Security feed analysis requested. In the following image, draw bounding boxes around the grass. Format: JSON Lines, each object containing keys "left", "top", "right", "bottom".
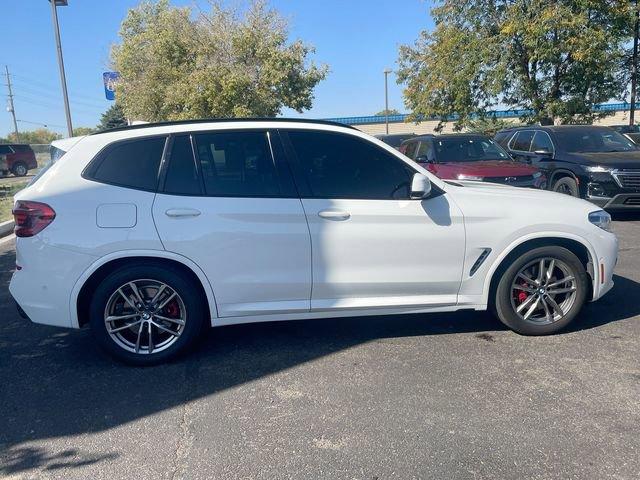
{"left": 0, "top": 181, "right": 30, "bottom": 223}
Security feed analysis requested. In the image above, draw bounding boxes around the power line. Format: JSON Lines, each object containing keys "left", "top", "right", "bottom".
{"left": 17, "top": 119, "right": 67, "bottom": 129}
{"left": 11, "top": 77, "right": 106, "bottom": 107}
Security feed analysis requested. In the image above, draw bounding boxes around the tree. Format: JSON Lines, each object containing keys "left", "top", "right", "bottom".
{"left": 466, "top": 117, "right": 521, "bottom": 136}
{"left": 1, "top": 129, "right": 61, "bottom": 144}
{"left": 398, "top": 0, "right": 632, "bottom": 130}
{"left": 374, "top": 108, "right": 401, "bottom": 116}
{"left": 98, "top": 104, "right": 128, "bottom": 131}
{"left": 111, "top": 0, "right": 328, "bottom": 121}
{"left": 73, "top": 127, "right": 97, "bottom": 136}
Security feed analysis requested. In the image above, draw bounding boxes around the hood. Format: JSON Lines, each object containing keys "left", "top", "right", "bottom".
{"left": 565, "top": 150, "right": 640, "bottom": 168}
{"left": 427, "top": 160, "right": 539, "bottom": 180}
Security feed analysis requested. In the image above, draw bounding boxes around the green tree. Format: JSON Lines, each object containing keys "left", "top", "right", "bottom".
{"left": 398, "top": 0, "right": 632, "bottom": 130}
{"left": 2, "top": 129, "right": 61, "bottom": 144}
{"left": 98, "top": 104, "right": 128, "bottom": 131}
{"left": 466, "top": 117, "right": 522, "bottom": 136}
{"left": 111, "top": 0, "right": 328, "bottom": 121}
{"left": 374, "top": 108, "right": 401, "bottom": 116}
{"left": 73, "top": 127, "right": 97, "bottom": 136}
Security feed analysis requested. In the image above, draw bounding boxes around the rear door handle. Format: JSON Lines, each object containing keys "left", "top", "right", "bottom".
{"left": 165, "top": 208, "right": 201, "bottom": 218}
{"left": 318, "top": 209, "right": 350, "bottom": 221}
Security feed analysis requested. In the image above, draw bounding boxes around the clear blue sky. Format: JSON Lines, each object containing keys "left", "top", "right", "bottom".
{"left": 0, "top": 0, "right": 434, "bottom": 137}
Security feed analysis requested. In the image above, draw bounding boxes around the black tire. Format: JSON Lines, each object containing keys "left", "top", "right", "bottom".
{"left": 552, "top": 176, "right": 579, "bottom": 197}
{"left": 493, "top": 246, "right": 589, "bottom": 335}
{"left": 11, "top": 161, "right": 28, "bottom": 177}
{"left": 89, "top": 263, "right": 206, "bottom": 365}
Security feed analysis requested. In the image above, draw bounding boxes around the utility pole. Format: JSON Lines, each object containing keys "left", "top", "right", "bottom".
{"left": 48, "top": 0, "right": 73, "bottom": 137}
{"left": 4, "top": 65, "right": 19, "bottom": 142}
{"left": 383, "top": 68, "right": 392, "bottom": 134}
{"left": 630, "top": 0, "right": 639, "bottom": 126}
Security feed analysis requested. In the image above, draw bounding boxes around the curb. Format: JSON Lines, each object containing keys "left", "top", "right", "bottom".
{"left": 0, "top": 220, "right": 14, "bottom": 238}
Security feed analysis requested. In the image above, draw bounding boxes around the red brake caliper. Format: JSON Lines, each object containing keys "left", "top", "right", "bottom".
{"left": 164, "top": 300, "right": 180, "bottom": 318}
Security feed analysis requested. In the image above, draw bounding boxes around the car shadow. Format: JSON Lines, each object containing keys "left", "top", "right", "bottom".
{"left": 1, "top": 250, "right": 639, "bottom": 475}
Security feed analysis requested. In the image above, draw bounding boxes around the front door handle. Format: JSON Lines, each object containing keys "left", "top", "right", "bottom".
{"left": 165, "top": 208, "right": 201, "bottom": 218}
{"left": 318, "top": 209, "right": 350, "bottom": 221}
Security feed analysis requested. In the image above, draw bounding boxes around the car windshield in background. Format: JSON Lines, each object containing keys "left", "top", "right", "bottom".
{"left": 376, "top": 134, "right": 415, "bottom": 148}
{"left": 555, "top": 129, "right": 638, "bottom": 153}
{"left": 434, "top": 137, "right": 511, "bottom": 162}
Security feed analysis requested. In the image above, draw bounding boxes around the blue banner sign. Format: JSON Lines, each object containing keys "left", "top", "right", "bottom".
{"left": 103, "top": 72, "right": 120, "bottom": 101}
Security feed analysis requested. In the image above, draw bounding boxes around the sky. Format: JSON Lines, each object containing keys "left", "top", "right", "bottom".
{"left": 0, "top": 0, "right": 435, "bottom": 137}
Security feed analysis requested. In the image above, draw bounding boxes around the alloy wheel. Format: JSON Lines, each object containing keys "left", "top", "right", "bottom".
{"left": 103, "top": 279, "right": 186, "bottom": 354}
{"left": 510, "top": 257, "right": 578, "bottom": 325}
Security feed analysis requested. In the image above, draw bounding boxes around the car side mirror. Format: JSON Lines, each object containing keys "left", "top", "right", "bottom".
{"left": 410, "top": 173, "right": 432, "bottom": 199}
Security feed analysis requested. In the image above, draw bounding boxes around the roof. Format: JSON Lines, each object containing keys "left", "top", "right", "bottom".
{"left": 95, "top": 117, "right": 357, "bottom": 134}
{"left": 402, "top": 133, "right": 490, "bottom": 142}
{"left": 497, "top": 124, "right": 616, "bottom": 134}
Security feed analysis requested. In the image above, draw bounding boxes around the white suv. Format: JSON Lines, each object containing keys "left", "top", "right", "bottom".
{"left": 9, "top": 119, "right": 618, "bottom": 365}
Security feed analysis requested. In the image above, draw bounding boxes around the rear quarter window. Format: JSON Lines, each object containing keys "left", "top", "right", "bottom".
{"left": 85, "top": 136, "right": 167, "bottom": 191}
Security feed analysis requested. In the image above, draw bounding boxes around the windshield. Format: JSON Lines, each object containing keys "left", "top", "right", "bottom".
{"left": 555, "top": 129, "right": 638, "bottom": 153}
{"left": 433, "top": 137, "right": 511, "bottom": 162}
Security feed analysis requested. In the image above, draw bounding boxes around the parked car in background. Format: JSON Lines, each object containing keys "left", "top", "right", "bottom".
{"left": 399, "top": 133, "right": 546, "bottom": 188}
{"left": 0, "top": 144, "right": 37, "bottom": 176}
{"left": 610, "top": 124, "right": 640, "bottom": 145}
{"left": 10, "top": 119, "right": 617, "bottom": 365}
{"left": 496, "top": 125, "right": 640, "bottom": 210}
{"left": 375, "top": 133, "right": 416, "bottom": 149}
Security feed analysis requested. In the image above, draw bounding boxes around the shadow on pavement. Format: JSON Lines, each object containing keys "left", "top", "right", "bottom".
{"left": 1, "top": 248, "right": 639, "bottom": 474}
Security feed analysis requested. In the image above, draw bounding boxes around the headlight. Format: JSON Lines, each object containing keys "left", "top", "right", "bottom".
{"left": 457, "top": 174, "right": 483, "bottom": 181}
{"left": 532, "top": 172, "right": 542, "bottom": 178}
{"left": 588, "top": 210, "right": 612, "bottom": 231}
{"left": 585, "top": 166, "right": 613, "bottom": 173}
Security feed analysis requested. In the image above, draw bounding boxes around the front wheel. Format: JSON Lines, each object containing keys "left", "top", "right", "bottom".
{"left": 11, "top": 162, "right": 28, "bottom": 177}
{"left": 493, "top": 246, "right": 589, "bottom": 335}
{"left": 552, "top": 176, "right": 579, "bottom": 197}
{"left": 89, "top": 263, "right": 206, "bottom": 365}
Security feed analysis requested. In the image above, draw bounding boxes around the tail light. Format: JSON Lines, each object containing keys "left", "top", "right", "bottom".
{"left": 12, "top": 201, "right": 56, "bottom": 237}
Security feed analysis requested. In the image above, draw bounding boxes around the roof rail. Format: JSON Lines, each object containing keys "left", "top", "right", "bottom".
{"left": 95, "top": 117, "right": 357, "bottom": 134}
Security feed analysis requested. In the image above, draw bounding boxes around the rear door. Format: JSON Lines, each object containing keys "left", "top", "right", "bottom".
{"left": 508, "top": 130, "right": 535, "bottom": 164}
{"left": 152, "top": 130, "right": 311, "bottom": 318}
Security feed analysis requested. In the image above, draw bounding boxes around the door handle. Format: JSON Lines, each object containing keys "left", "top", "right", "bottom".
{"left": 165, "top": 208, "right": 201, "bottom": 218}
{"left": 318, "top": 209, "right": 350, "bottom": 221}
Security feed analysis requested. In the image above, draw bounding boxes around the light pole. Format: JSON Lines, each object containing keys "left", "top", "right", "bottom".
{"left": 48, "top": 0, "right": 73, "bottom": 137}
{"left": 383, "top": 68, "right": 392, "bottom": 134}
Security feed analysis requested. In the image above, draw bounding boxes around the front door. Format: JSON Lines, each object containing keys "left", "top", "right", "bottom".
{"left": 282, "top": 129, "right": 465, "bottom": 312}
{"left": 152, "top": 130, "right": 311, "bottom": 318}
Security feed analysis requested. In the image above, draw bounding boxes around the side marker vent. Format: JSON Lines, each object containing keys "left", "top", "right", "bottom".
{"left": 470, "top": 248, "right": 492, "bottom": 276}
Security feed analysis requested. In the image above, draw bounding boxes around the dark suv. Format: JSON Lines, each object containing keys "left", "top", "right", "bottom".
{"left": 0, "top": 144, "right": 37, "bottom": 176}
{"left": 496, "top": 125, "right": 640, "bottom": 209}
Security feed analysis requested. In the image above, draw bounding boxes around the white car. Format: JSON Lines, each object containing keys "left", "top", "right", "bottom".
{"left": 9, "top": 119, "right": 618, "bottom": 365}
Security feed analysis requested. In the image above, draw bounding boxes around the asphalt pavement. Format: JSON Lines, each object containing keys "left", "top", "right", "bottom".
{"left": 0, "top": 217, "right": 639, "bottom": 480}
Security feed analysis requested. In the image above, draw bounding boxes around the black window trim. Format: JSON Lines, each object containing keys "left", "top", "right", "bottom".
{"left": 157, "top": 128, "right": 299, "bottom": 199}
{"left": 82, "top": 133, "right": 170, "bottom": 193}
{"left": 280, "top": 128, "right": 427, "bottom": 201}
{"left": 157, "top": 133, "right": 205, "bottom": 197}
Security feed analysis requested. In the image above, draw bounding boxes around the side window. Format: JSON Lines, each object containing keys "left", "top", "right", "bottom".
{"left": 510, "top": 131, "right": 534, "bottom": 151}
{"left": 531, "top": 131, "right": 554, "bottom": 153}
{"left": 416, "top": 140, "right": 433, "bottom": 159}
{"left": 287, "top": 130, "right": 414, "bottom": 200}
{"left": 89, "top": 136, "right": 166, "bottom": 191}
{"left": 193, "top": 131, "right": 280, "bottom": 197}
{"left": 404, "top": 141, "right": 418, "bottom": 159}
{"left": 494, "top": 131, "right": 510, "bottom": 147}
{"left": 0, "top": 145, "right": 13, "bottom": 155}
{"left": 164, "top": 135, "right": 201, "bottom": 195}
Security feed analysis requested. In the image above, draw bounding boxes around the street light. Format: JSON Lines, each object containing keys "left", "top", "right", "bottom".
{"left": 48, "top": 0, "right": 73, "bottom": 137}
{"left": 383, "top": 68, "right": 392, "bottom": 134}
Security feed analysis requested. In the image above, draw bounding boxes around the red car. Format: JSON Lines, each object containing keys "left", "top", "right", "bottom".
{"left": 0, "top": 143, "right": 38, "bottom": 176}
{"left": 399, "top": 134, "right": 546, "bottom": 188}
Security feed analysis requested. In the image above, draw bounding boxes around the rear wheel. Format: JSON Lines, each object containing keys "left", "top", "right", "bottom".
{"left": 552, "top": 176, "right": 579, "bottom": 197}
{"left": 493, "top": 246, "right": 589, "bottom": 335}
{"left": 11, "top": 161, "right": 28, "bottom": 177}
{"left": 89, "top": 263, "right": 205, "bottom": 365}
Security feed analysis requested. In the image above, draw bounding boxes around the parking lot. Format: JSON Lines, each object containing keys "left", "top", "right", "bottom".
{"left": 0, "top": 216, "right": 638, "bottom": 479}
